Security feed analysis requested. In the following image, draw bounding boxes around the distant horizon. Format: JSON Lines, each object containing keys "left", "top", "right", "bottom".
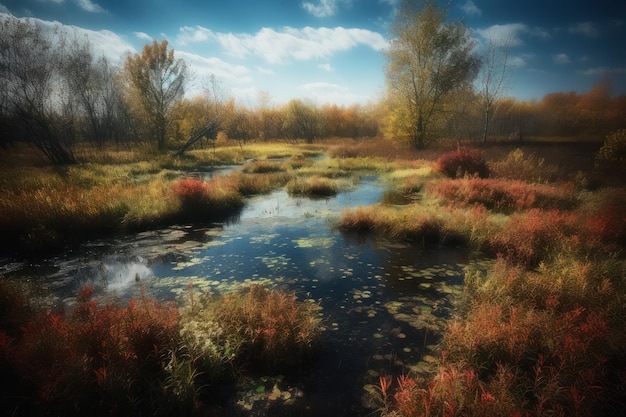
{"left": 1, "top": 0, "right": 624, "bottom": 106}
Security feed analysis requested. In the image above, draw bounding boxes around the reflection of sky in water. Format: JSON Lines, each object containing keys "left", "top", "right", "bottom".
{"left": 0, "top": 173, "right": 493, "bottom": 415}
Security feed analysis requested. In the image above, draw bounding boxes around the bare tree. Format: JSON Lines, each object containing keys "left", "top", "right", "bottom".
{"left": 0, "top": 17, "right": 76, "bottom": 164}
{"left": 478, "top": 38, "right": 513, "bottom": 144}
{"left": 62, "top": 36, "right": 129, "bottom": 147}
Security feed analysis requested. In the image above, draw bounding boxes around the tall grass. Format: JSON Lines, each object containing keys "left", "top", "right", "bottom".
{"left": 431, "top": 177, "right": 578, "bottom": 212}
{"left": 181, "top": 284, "right": 322, "bottom": 371}
{"left": 0, "top": 281, "right": 323, "bottom": 416}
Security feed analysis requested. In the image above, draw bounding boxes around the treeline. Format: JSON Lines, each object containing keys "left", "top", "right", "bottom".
{"left": 462, "top": 79, "right": 626, "bottom": 142}
{"left": 0, "top": 17, "right": 379, "bottom": 164}
{"left": 1, "top": 15, "right": 625, "bottom": 165}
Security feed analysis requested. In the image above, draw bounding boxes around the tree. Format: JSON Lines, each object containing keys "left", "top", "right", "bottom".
{"left": 63, "top": 37, "right": 129, "bottom": 147}
{"left": 384, "top": 0, "right": 480, "bottom": 148}
{"left": 125, "top": 40, "right": 187, "bottom": 151}
{"left": 478, "top": 38, "right": 512, "bottom": 144}
{"left": 175, "top": 75, "right": 228, "bottom": 156}
{"left": 0, "top": 17, "right": 76, "bottom": 164}
{"left": 283, "top": 99, "right": 321, "bottom": 144}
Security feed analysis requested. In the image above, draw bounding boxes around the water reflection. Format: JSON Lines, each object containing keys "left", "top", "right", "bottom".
{"left": 0, "top": 173, "right": 491, "bottom": 416}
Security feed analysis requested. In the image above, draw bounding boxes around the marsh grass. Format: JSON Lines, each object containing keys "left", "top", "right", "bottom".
{"left": 431, "top": 177, "right": 579, "bottom": 212}
{"left": 181, "top": 284, "right": 322, "bottom": 372}
{"left": 287, "top": 175, "right": 339, "bottom": 197}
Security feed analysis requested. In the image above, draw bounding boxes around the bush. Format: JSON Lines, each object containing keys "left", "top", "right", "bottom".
{"left": 172, "top": 177, "right": 243, "bottom": 219}
{"left": 596, "top": 129, "right": 626, "bottom": 167}
{"left": 436, "top": 147, "right": 489, "bottom": 179}
{"left": 1, "top": 286, "right": 183, "bottom": 416}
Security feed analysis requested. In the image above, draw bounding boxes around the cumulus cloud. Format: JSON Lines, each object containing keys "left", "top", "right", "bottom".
{"left": 553, "top": 53, "right": 570, "bottom": 64}
{"left": 568, "top": 22, "right": 599, "bottom": 38}
{"left": 476, "top": 23, "right": 549, "bottom": 46}
{"left": 302, "top": 0, "right": 337, "bottom": 18}
{"left": 318, "top": 63, "right": 334, "bottom": 71}
{"left": 176, "top": 51, "right": 251, "bottom": 83}
{"left": 461, "top": 0, "right": 481, "bottom": 16}
{"left": 177, "top": 25, "right": 388, "bottom": 64}
{"left": 134, "top": 31, "right": 152, "bottom": 41}
{"left": 74, "top": 0, "right": 105, "bottom": 13}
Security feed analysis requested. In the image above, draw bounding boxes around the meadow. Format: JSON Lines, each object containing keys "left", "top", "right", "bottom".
{"left": 1, "top": 137, "right": 625, "bottom": 416}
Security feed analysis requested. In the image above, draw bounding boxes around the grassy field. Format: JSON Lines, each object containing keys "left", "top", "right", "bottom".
{"left": 1, "top": 137, "right": 625, "bottom": 416}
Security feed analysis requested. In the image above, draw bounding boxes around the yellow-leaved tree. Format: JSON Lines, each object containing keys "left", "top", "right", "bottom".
{"left": 125, "top": 40, "right": 187, "bottom": 151}
{"left": 384, "top": 0, "right": 480, "bottom": 148}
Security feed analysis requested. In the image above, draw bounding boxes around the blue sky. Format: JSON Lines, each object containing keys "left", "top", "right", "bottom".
{"left": 1, "top": 0, "right": 624, "bottom": 106}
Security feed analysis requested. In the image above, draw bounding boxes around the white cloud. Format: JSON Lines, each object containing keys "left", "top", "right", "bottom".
{"left": 510, "top": 56, "right": 527, "bottom": 67}
{"left": 318, "top": 63, "right": 334, "bottom": 71}
{"left": 176, "top": 51, "right": 251, "bottom": 83}
{"left": 257, "top": 67, "right": 275, "bottom": 75}
{"left": 302, "top": 0, "right": 337, "bottom": 18}
{"left": 553, "top": 53, "right": 571, "bottom": 64}
{"left": 177, "top": 25, "right": 387, "bottom": 64}
{"left": 298, "top": 82, "right": 368, "bottom": 105}
{"left": 0, "top": 14, "right": 136, "bottom": 64}
{"left": 74, "top": 0, "right": 105, "bottom": 13}
{"left": 134, "top": 31, "right": 152, "bottom": 41}
{"left": 461, "top": 0, "right": 481, "bottom": 16}
{"left": 476, "top": 23, "right": 549, "bottom": 46}
{"left": 0, "top": 3, "right": 11, "bottom": 14}
{"left": 568, "top": 22, "right": 599, "bottom": 38}
{"left": 177, "top": 25, "right": 214, "bottom": 44}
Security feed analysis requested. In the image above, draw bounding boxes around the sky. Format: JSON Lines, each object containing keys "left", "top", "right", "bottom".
{"left": 1, "top": 0, "right": 625, "bottom": 107}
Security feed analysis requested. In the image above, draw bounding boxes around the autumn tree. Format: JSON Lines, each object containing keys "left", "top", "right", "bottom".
{"left": 175, "top": 75, "right": 228, "bottom": 156}
{"left": 125, "top": 40, "right": 187, "bottom": 151}
{"left": 283, "top": 99, "right": 321, "bottom": 144}
{"left": 384, "top": 0, "right": 480, "bottom": 148}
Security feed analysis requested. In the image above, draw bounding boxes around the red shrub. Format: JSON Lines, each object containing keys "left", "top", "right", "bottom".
{"left": 432, "top": 178, "right": 577, "bottom": 212}
{"left": 436, "top": 147, "right": 489, "bottom": 179}
{"left": 173, "top": 177, "right": 207, "bottom": 204}
{"left": 488, "top": 209, "right": 578, "bottom": 267}
{"left": 5, "top": 286, "right": 180, "bottom": 415}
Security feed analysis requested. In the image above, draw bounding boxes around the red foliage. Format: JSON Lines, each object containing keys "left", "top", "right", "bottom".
{"left": 432, "top": 178, "right": 576, "bottom": 212}
{"left": 172, "top": 177, "right": 207, "bottom": 203}
{"left": 436, "top": 147, "right": 489, "bottom": 179}
{"left": 4, "top": 286, "right": 179, "bottom": 414}
{"left": 488, "top": 209, "right": 578, "bottom": 267}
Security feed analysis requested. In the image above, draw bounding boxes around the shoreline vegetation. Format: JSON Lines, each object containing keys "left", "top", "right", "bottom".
{"left": 1, "top": 137, "right": 626, "bottom": 416}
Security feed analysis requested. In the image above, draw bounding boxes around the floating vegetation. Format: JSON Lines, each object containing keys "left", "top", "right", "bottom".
{"left": 292, "top": 236, "right": 336, "bottom": 249}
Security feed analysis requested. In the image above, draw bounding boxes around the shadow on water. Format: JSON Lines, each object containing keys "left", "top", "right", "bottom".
{"left": 0, "top": 175, "right": 491, "bottom": 416}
